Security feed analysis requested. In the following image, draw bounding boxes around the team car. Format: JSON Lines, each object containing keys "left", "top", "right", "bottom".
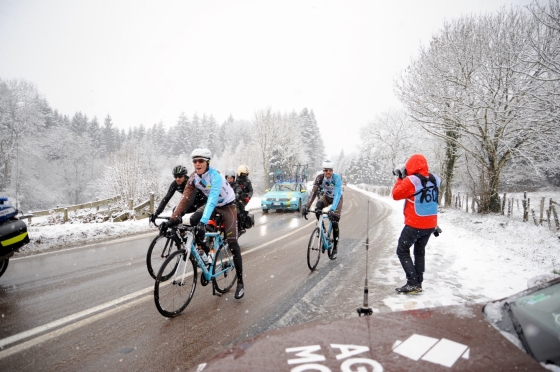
{"left": 261, "top": 181, "right": 309, "bottom": 213}
{"left": 0, "top": 197, "right": 30, "bottom": 278}
{"left": 198, "top": 275, "right": 560, "bottom": 371}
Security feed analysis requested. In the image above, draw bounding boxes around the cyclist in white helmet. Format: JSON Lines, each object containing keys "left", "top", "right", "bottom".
{"left": 302, "top": 159, "right": 344, "bottom": 259}
{"left": 225, "top": 169, "right": 236, "bottom": 188}
{"left": 167, "top": 148, "right": 245, "bottom": 299}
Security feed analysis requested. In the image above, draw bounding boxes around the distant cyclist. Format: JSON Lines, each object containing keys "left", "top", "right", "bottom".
{"left": 302, "top": 160, "right": 344, "bottom": 259}
{"left": 225, "top": 169, "right": 236, "bottom": 188}
{"left": 234, "top": 165, "right": 253, "bottom": 232}
{"left": 167, "top": 149, "right": 245, "bottom": 299}
{"left": 150, "top": 165, "right": 207, "bottom": 224}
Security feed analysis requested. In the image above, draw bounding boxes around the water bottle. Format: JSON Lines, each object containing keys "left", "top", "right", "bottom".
{"left": 198, "top": 248, "right": 209, "bottom": 264}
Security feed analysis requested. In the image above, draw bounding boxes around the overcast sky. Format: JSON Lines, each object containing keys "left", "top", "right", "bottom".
{"left": 0, "top": 0, "right": 533, "bottom": 157}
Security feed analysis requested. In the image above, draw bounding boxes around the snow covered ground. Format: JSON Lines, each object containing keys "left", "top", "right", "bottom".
{"left": 349, "top": 185, "right": 560, "bottom": 312}
{"left": 15, "top": 186, "right": 560, "bottom": 312}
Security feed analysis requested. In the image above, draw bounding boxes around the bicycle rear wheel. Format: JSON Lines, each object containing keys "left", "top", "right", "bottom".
{"left": 307, "top": 227, "right": 321, "bottom": 271}
{"left": 212, "top": 243, "right": 237, "bottom": 293}
{"left": 147, "top": 234, "right": 181, "bottom": 280}
{"left": 154, "top": 249, "right": 197, "bottom": 317}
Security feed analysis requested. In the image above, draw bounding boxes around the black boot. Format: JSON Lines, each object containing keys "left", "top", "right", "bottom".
{"left": 235, "top": 281, "right": 244, "bottom": 299}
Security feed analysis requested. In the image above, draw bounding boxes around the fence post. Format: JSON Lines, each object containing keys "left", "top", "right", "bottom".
{"left": 64, "top": 208, "right": 68, "bottom": 223}
{"left": 150, "top": 192, "right": 154, "bottom": 214}
{"left": 96, "top": 198, "right": 100, "bottom": 212}
{"left": 523, "top": 192, "right": 528, "bottom": 222}
{"left": 28, "top": 211, "right": 32, "bottom": 224}
{"left": 129, "top": 198, "right": 133, "bottom": 211}
{"left": 466, "top": 194, "right": 469, "bottom": 213}
{"left": 507, "top": 199, "right": 511, "bottom": 218}
{"left": 552, "top": 204, "right": 560, "bottom": 230}
{"left": 501, "top": 193, "right": 506, "bottom": 215}
{"left": 539, "top": 197, "right": 545, "bottom": 225}
{"left": 531, "top": 209, "right": 538, "bottom": 226}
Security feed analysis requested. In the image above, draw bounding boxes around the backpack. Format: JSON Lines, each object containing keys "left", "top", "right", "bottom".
{"left": 409, "top": 173, "right": 440, "bottom": 216}
{"left": 412, "top": 173, "right": 439, "bottom": 204}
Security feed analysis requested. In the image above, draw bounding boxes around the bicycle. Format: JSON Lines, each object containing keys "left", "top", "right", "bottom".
{"left": 153, "top": 220, "right": 236, "bottom": 317}
{"left": 304, "top": 209, "right": 335, "bottom": 271}
{"left": 146, "top": 213, "right": 225, "bottom": 280}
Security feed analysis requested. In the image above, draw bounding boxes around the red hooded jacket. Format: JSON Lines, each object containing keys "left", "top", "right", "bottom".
{"left": 392, "top": 154, "right": 438, "bottom": 229}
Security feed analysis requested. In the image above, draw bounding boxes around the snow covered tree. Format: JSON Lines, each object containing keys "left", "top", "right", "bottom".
{"left": 397, "top": 8, "right": 559, "bottom": 212}
{"left": 0, "top": 79, "right": 45, "bottom": 193}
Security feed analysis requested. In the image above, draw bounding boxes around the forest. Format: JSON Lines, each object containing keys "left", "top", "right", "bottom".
{"left": 0, "top": 85, "right": 330, "bottom": 212}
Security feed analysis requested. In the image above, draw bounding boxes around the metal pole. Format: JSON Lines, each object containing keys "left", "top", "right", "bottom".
{"left": 357, "top": 199, "right": 373, "bottom": 316}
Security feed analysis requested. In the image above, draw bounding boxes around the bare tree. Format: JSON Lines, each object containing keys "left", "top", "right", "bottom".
{"left": 397, "top": 8, "right": 559, "bottom": 212}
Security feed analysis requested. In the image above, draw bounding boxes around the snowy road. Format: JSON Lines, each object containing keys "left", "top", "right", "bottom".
{"left": 0, "top": 188, "right": 392, "bottom": 371}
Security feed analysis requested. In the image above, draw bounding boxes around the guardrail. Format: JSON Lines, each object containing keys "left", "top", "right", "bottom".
{"left": 24, "top": 194, "right": 156, "bottom": 223}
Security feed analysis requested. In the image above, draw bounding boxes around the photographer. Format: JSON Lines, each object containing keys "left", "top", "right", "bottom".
{"left": 392, "top": 154, "right": 441, "bottom": 294}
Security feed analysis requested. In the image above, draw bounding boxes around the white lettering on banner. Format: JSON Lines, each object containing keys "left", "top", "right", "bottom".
{"left": 331, "top": 344, "right": 370, "bottom": 360}
{"left": 340, "top": 358, "right": 384, "bottom": 372}
{"left": 286, "top": 345, "right": 326, "bottom": 364}
{"left": 392, "top": 334, "right": 470, "bottom": 368}
{"left": 291, "top": 364, "right": 331, "bottom": 372}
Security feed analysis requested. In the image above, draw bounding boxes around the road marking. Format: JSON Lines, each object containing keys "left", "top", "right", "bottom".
{"left": 0, "top": 295, "right": 151, "bottom": 360}
{"left": 0, "top": 286, "right": 152, "bottom": 350}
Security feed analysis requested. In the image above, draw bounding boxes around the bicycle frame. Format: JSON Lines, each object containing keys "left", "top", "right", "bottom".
{"left": 316, "top": 212, "right": 333, "bottom": 252}
{"left": 177, "top": 228, "right": 234, "bottom": 282}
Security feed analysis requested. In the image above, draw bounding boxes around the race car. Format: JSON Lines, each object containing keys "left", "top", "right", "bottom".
{"left": 261, "top": 181, "right": 309, "bottom": 213}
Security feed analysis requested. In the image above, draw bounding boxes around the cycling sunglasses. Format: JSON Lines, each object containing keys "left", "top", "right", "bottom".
{"left": 323, "top": 168, "right": 333, "bottom": 172}
{"left": 192, "top": 158, "right": 207, "bottom": 164}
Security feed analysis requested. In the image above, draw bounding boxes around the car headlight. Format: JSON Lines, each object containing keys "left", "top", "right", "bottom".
{"left": 290, "top": 197, "right": 298, "bottom": 201}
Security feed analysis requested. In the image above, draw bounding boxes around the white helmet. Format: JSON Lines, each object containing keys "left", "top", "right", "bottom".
{"left": 322, "top": 159, "right": 334, "bottom": 169}
{"left": 237, "top": 165, "right": 250, "bottom": 176}
{"left": 191, "top": 148, "right": 212, "bottom": 160}
{"left": 225, "top": 169, "right": 236, "bottom": 178}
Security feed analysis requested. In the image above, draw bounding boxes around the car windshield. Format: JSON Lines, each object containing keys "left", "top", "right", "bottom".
{"left": 508, "top": 281, "right": 560, "bottom": 365}
{"left": 271, "top": 183, "right": 297, "bottom": 192}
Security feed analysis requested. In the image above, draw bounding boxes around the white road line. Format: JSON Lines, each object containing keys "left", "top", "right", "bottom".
{"left": 0, "top": 286, "right": 153, "bottom": 349}
{"left": 0, "top": 216, "right": 318, "bottom": 357}
{"left": 0, "top": 295, "right": 151, "bottom": 360}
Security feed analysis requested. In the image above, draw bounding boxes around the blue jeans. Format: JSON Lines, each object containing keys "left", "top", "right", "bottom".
{"left": 396, "top": 225, "right": 434, "bottom": 286}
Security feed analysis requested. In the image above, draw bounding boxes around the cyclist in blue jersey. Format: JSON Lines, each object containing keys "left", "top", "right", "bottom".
{"left": 167, "top": 148, "right": 245, "bottom": 299}
{"left": 302, "top": 160, "right": 344, "bottom": 259}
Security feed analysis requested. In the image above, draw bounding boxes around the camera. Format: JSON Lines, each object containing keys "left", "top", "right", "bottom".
{"left": 392, "top": 164, "right": 407, "bottom": 179}
{"left": 433, "top": 226, "right": 442, "bottom": 237}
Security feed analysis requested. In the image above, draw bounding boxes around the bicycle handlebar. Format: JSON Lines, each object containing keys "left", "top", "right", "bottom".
{"left": 303, "top": 209, "right": 329, "bottom": 220}
{"left": 149, "top": 214, "right": 171, "bottom": 228}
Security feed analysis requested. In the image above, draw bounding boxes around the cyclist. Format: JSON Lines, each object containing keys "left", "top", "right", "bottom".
{"left": 225, "top": 169, "right": 236, "bottom": 188}
{"left": 302, "top": 160, "right": 343, "bottom": 259}
{"left": 167, "top": 148, "right": 245, "bottom": 299}
{"left": 150, "top": 165, "right": 207, "bottom": 224}
{"left": 234, "top": 165, "right": 253, "bottom": 233}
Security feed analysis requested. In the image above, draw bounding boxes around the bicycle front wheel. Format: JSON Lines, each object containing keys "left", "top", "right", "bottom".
{"left": 147, "top": 234, "right": 181, "bottom": 280}
{"left": 154, "top": 249, "right": 197, "bottom": 317}
{"left": 307, "top": 227, "right": 321, "bottom": 271}
{"left": 212, "top": 243, "right": 237, "bottom": 293}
